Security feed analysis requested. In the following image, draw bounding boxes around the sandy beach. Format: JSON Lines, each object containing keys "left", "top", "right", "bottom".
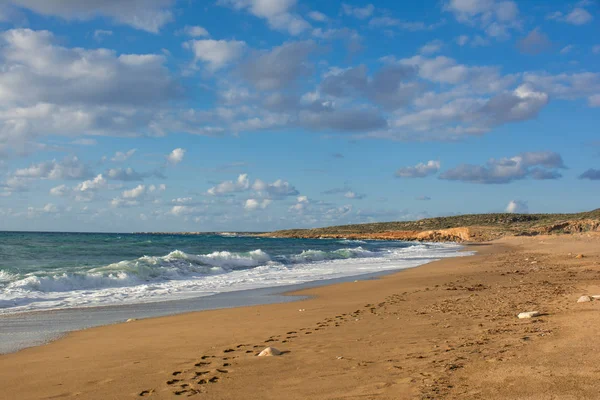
{"left": 2, "top": 234, "right": 600, "bottom": 400}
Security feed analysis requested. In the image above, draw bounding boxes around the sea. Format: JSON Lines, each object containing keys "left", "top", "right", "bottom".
{"left": 0, "top": 231, "right": 473, "bottom": 353}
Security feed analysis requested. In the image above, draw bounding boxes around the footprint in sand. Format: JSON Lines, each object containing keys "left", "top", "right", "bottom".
{"left": 195, "top": 361, "right": 211, "bottom": 367}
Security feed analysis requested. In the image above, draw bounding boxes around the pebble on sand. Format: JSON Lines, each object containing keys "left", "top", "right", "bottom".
{"left": 577, "top": 296, "right": 593, "bottom": 303}
{"left": 258, "top": 347, "right": 282, "bottom": 357}
{"left": 517, "top": 311, "right": 541, "bottom": 319}
{"left": 126, "top": 318, "right": 137, "bottom": 322}
{"left": 575, "top": 254, "right": 585, "bottom": 259}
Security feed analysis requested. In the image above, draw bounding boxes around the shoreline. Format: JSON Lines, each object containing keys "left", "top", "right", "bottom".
{"left": 2, "top": 235, "right": 599, "bottom": 399}
{"left": 0, "top": 243, "right": 474, "bottom": 354}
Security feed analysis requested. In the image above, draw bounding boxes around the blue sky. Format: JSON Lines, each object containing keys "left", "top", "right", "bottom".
{"left": 0, "top": 0, "right": 598, "bottom": 232}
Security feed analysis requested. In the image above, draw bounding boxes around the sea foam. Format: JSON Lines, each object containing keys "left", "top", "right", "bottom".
{"left": 0, "top": 243, "right": 472, "bottom": 314}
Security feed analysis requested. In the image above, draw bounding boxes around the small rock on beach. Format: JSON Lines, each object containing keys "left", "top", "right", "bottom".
{"left": 577, "top": 296, "right": 593, "bottom": 303}
{"left": 258, "top": 347, "right": 282, "bottom": 357}
{"left": 518, "top": 311, "right": 541, "bottom": 319}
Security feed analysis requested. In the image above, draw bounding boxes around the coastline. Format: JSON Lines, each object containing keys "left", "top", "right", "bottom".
{"left": 2, "top": 234, "right": 599, "bottom": 399}
{"left": 0, "top": 241, "right": 471, "bottom": 354}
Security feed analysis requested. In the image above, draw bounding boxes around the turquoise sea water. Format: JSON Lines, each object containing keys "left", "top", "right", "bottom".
{"left": 0, "top": 232, "right": 470, "bottom": 314}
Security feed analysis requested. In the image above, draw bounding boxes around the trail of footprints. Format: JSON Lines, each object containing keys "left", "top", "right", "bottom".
{"left": 138, "top": 297, "right": 407, "bottom": 397}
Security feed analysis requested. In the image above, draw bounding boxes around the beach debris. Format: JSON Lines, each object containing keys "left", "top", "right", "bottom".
{"left": 578, "top": 296, "right": 593, "bottom": 303}
{"left": 592, "top": 295, "right": 600, "bottom": 300}
{"left": 126, "top": 318, "right": 137, "bottom": 322}
{"left": 258, "top": 347, "right": 282, "bottom": 357}
{"left": 337, "top": 356, "right": 344, "bottom": 360}
{"left": 575, "top": 254, "right": 585, "bottom": 259}
{"left": 298, "top": 309, "right": 305, "bottom": 312}
{"left": 517, "top": 311, "right": 541, "bottom": 319}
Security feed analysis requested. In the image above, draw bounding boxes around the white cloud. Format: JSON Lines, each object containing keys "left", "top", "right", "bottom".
{"left": 183, "top": 25, "right": 210, "bottom": 37}
{"left": 76, "top": 174, "right": 108, "bottom": 192}
{"left": 560, "top": 45, "right": 574, "bottom": 55}
{"left": 42, "top": 203, "right": 59, "bottom": 213}
{"left": 456, "top": 35, "right": 469, "bottom": 46}
{"left": 207, "top": 174, "right": 299, "bottom": 200}
{"left": 244, "top": 198, "right": 272, "bottom": 210}
{"left": 517, "top": 28, "right": 552, "bottom": 55}
{"left": 398, "top": 55, "right": 507, "bottom": 87}
{"left": 105, "top": 167, "right": 154, "bottom": 181}
{"left": 169, "top": 205, "right": 204, "bottom": 216}
{"left": 506, "top": 200, "right": 528, "bottom": 213}
{"left": 167, "top": 148, "right": 186, "bottom": 165}
{"left": 184, "top": 39, "right": 246, "bottom": 71}
{"left": 522, "top": 72, "right": 600, "bottom": 100}
{"left": 4, "top": 0, "right": 176, "bottom": 33}
{"left": 49, "top": 184, "right": 69, "bottom": 197}
{"left": 289, "top": 195, "right": 310, "bottom": 212}
{"left": 93, "top": 29, "right": 113, "bottom": 41}
{"left": 547, "top": 7, "right": 593, "bottom": 25}
{"left": 342, "top": 3, "right": 375, "bottom": 19}
{"left": 111, "top": 149, "right": 137, "bottom": 162}
{"left": 444, "top": 0, "right": 520, "bottom": 39}
{"left": 396, "top": 160, "right": 441, "bottom": 178}
{"left": 308, "top": 11, "right": 328, "bottom": 22}
{"left": 209, "top": 174, "right": 251, "bottom": 196}
{"left": 240, "top": 41, "right": 316, "bottom": 90}
{"left": 0, "top": 29, "right": 177, "bottom": 153}
{"left": 386, "top": 83, "right": 548, "bottom": 140}
{"left": 218, "top": 0, "right": 310, "bottom": 35}
{"left": 344, "top": 191, "right": 366, "bottom": 200}
{"left": 252, "top": 178, "right": 299, "bottom": 198}
{"left": 420, "top": 40, "right": 443, "bottom": 55}
{"left": 368, "top": 17, "right": 442, "bottom": 31}
{"left": 111, "top": 183, "right": 165, "bottom": 207}
{"left": 172, "top": 197, "right": 194, "bottom": 204}
{"left": 123, "top": 184, "right": 146, "bottom": 199}
{"left": 14, "top": 156, "right": 92, "bottom": 180}
{"left": 440, "top": 151, "right": 565, "bottom": 184}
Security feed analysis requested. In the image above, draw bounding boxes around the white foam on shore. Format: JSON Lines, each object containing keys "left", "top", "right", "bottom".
{"left": 0, "top": 243, "right": 472, "bottom": 315}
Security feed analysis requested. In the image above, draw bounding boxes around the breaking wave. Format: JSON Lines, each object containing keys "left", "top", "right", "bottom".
{"left": 0, "top": 243, "right": 472, "bottom": 314}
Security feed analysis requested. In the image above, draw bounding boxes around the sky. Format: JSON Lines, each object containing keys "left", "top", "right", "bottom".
{"left": 0, "top": 0, "right": 598, "bottom": 232}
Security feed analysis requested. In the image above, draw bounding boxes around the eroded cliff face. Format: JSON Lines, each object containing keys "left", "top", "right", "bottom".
{"left": 267, "top": 227, "right": 500, "bottom": 242}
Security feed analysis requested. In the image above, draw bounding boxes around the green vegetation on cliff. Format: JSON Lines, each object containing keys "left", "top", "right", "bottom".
{"left": 268, "top": 209, "right": 600, "bottom": 238}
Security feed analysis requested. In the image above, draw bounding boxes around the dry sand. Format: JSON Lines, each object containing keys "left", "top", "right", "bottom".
{"left": 2, "top": 235, "right": 600, "bottom": 400}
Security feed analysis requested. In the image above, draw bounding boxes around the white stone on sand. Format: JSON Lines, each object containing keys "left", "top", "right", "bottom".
{"left": 518, "top": 311, "right": 541, "bottom": 319}
{"left": 258, "top": 347, "right": 282, "bottom": 357}
{"left": 577, "top": 296, "right": 593, "bottom": 303}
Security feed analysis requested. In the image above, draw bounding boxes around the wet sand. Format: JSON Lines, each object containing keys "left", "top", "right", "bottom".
{"left": 1, "top": 234, "right": 600, "bottom": 399}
